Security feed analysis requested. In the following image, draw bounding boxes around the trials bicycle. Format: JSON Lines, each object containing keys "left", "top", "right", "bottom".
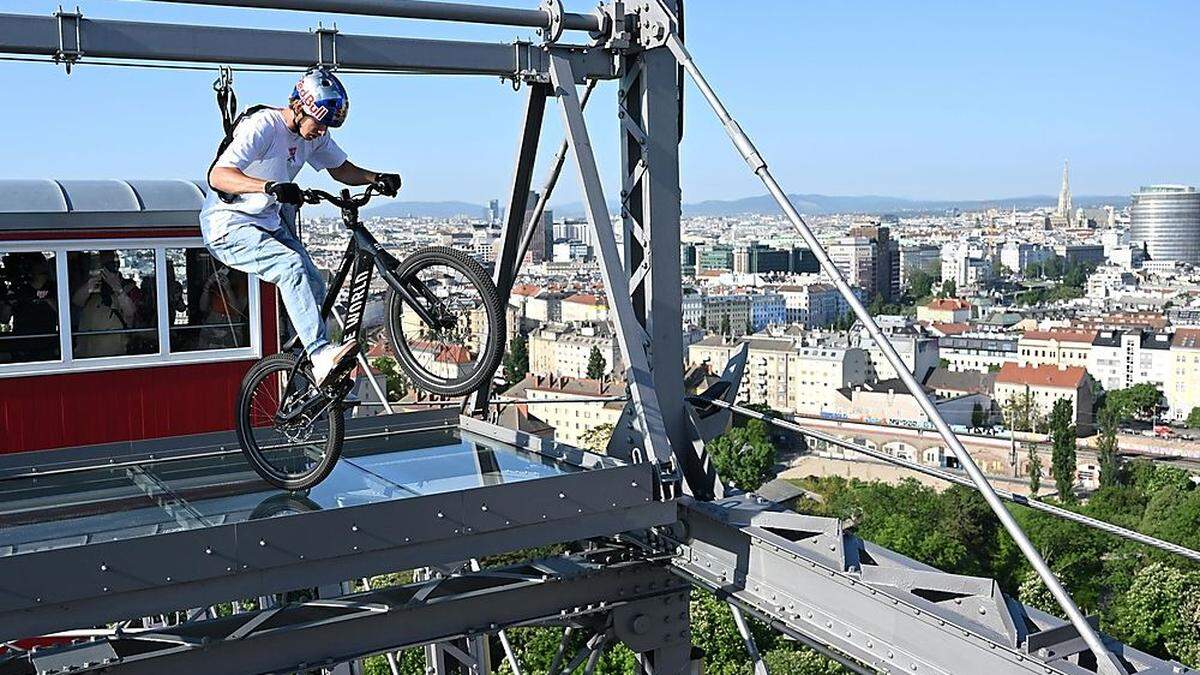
{"left": 234, "top": 185, "right": 505, "bottom": 490}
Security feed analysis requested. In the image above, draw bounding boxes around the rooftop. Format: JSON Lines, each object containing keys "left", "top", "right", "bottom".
{"left": 923, "top": 298, "right": 972, "bottom": 311}
{"left": 1021, "top": 329, "right": 1097, "bottom": 344}
{"left": 995, "top": 362, "right": 1087, "bottom": 389}
{"left": 1172, "top": 328, "right": 1200, "bottom": 350}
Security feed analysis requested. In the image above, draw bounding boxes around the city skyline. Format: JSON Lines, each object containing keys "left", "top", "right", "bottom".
{"left": 2, "top": 0, "right": 1199, "bottom": 205}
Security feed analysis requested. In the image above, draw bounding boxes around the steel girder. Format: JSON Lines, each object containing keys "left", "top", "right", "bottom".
{"left": 0, "top": 555, "right": 691, "bottom": 675}
{"left": 0, "top": 12, "right": 614, "bottom": 81}
{"left": 0, "top": 414, "right": 674, "bottom": 640}
{"left": 547, "top": 53, "right": 677, "bottom": 486}
{"left": 672, "top": 494, "right": 1188, "bottom": 675}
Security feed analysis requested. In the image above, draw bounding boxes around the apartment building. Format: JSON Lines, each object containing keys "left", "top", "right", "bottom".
{"left": 993, "top": 363, "right": 1095, "bottom": 434}
{"left": 686, "top": 336, "right": 868, "bottom": 416}
{"left": 500, "top": 374, "right": 625, "bottom": 448}
{"left": 938, "top": 333, "right": 1018, "bottom": 373}
{"left": 917, "top": 298, "right": 973, "bottom": 324}
{"left": 1167, "top": 329, "right": 1200, "bottom": 422}
{"left": 528, "top": 322, "right": 619, "bottom": 379}
{"left": 1017, "top": 329, "right": 1096, "bottom": 369}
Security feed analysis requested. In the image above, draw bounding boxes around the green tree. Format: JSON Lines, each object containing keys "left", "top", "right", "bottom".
{"left": 1043, "top": 255, "right": 1065, "bottom": 279}
{"left": 586, "top": 345, "right": 607, "bottom": 380}
{"left": 1187, "top": 407, "right": 1200, "bottom": 429}
{"left": 1111, "top": 563, "right": 1200, "bottom": 667}
{"left": 1049, "top": 398, "right": 1077, "bottom": 500}
{"left": 371, "top": 356, "right": 409, "bottom": 401}
{"left": 1024, "top": 260, "right": 1044, "bottom": 279}
{"left": 908, "top": 268, "right": 936, "bottom": 299}
{"left": 579, "top": 422, "right": 614, "bottom": 454}
{"left": 941, "top": 278, "right": 957, "bottom": 298}
{"left": 1097, "top": 405, "right": 1122, "bottom": 488}
{"left": 708, "top": 419, "right": 777, "bottom": 491}
{"left": 971, "top": 402, "right": 987, "bottom": 428}
{"left": 720, "top": 314, "right": 731, "bottom": 336}
{"left": 1105, "top": 383, "right": 1163, "bottom": 422}
{"left": 502, "top": 333, "right": 529, "bottom": 386}
{"left": 1004, "top": 391, "right": 1040, "bottom": 433}
{"left": 1028, "top": 445, "right": 1042, "bottom": 496}
{"left": 1063, "top": 261, "right": 1095, "bottom": 288}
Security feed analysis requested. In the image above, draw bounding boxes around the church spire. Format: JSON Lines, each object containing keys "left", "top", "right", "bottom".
{"left": 1057, "top": 160, "right": 1072, "bottom": 225}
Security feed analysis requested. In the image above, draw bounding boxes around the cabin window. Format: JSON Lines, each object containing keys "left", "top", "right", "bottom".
{"left": 0, "top": 251, "right": 60, "bottom": 364}
{"left": 68, "top": 249, "right": 159, "bottom": 358}
{"left": 167, "top": 247, "right": 251, "bottom": 353}
{"left": 0, "top": 238, "right": 260, "bottom": 377}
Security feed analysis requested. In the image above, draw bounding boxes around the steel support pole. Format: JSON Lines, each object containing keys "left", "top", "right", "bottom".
{"left": 663, "top": 33, "right": 1125, "bottom": 675}
{"left": 470, "top": 82, "right": 548, "bottom": 415}
{"left": 729, "top": 605, "right": 769, "bottom": 675}
{"left": 548, "top": 53, "right": 676, "bottom": 475}
{"left": 515, "top": 78, "right": 599, "bottom": 270}
{"left": 618, "top": 15, "right": 704, "bottom": 497}
{"left": 147, "top": 0, "right": 604, "bottom": 33}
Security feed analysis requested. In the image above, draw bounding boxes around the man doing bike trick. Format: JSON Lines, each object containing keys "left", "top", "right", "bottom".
{"left": 201, "top": 67, "right": 402, "bottom": 386}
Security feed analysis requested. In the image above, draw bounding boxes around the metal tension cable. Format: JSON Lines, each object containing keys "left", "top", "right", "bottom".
{"left": 695, "top": 396, "right": 1200, "bottom": 565}
{"left": 661, "top": 30, "right": 1127, "bottom": 675}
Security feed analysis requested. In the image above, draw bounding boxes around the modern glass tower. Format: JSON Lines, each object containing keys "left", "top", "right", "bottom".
{"left": 1130, "top": 184, "right": 1200, "bottom": 265}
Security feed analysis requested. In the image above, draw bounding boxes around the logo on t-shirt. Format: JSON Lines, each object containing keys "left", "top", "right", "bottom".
{"left": 287, "top": 147, "right": 298, "bottom": 164}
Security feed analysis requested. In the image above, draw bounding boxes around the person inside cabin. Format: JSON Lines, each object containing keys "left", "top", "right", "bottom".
{"left": 0, "top": 252, "right": 59, "bottom": 362}
{"left": 200, "top": 66, "right": 402, "bottom": 385}
{"left": 199, "top": 265, "right": 249, "bottom": 348}
{"left": 71, "top": 251, "right": 137, "bottom": 358}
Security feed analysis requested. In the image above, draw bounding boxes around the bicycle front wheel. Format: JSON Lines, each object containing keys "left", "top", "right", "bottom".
{"left": 386, "top": 246, "right": 505, "bottom": 397}
{"left": 235, "top": 352, "right": 345, "bottom": 490}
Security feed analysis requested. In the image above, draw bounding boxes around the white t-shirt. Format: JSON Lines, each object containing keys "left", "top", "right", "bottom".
{"left": 200, "top": 108, "right": 348, "bottom": 242}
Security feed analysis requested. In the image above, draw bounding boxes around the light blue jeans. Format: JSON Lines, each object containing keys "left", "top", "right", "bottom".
{"left": 204, "top": 220, "right": 329, "bottom": 357}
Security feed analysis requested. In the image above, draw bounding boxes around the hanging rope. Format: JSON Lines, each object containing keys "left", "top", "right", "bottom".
{"left": 213, "top": 65, "right": 238, "bottom": 135}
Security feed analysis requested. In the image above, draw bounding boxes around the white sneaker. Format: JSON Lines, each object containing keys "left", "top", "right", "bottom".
{"left": 311, "top": 341, "right": 358, "bottom": 387}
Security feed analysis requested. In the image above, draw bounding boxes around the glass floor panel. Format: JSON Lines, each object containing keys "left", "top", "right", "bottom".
{"left": 0, "top": 428, "right": 582, "bottom": 558}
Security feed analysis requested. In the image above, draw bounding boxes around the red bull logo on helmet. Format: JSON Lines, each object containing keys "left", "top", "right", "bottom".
{"left": 295, "top": 81, "right": 330, "bottom": 121}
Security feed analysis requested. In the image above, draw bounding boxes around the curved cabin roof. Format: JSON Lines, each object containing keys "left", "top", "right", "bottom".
{"left": 0, "top": 179, "right": 207, "bottom": 231}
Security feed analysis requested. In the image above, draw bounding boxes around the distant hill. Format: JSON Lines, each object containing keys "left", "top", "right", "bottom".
{"left": 361, "top": 193, "right": 1130, "bottom": 220}
{"left": 364, "top": 201, "right": 486, "bottom": 219}
{"left": 680, "top": 193, "right": 1129, "bottom": 217}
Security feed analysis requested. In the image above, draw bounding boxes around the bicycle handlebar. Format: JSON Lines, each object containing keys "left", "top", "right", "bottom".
{"left": 301, "top": 184, "right": 383, "bottom": 210}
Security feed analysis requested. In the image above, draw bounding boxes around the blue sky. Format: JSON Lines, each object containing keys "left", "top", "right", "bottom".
{"left": 3, "top": 0, "right": 1198, "bottom": 205}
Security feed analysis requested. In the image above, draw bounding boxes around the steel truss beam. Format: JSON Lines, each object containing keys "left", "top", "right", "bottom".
{"left": 548, "top": 52, "right": 679, "bottom": 490}
{"left": 2, "top": 555, "right": 689, "bottom": 675}
{"left": 0, "top": 414, "right": 673, "bottom": 640}
{"left": 148, "top": 0, "right": 605, "bottom": 34}
{"left": 0, "top": 12, "right": 613, "bottom": 81}
{"left": 671, "top": 495, "right": 1187, "bottom": 675}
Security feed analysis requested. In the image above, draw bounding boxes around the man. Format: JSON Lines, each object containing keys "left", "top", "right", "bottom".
{"left": 201, "top": 67, "right": 402, "bottom": 385}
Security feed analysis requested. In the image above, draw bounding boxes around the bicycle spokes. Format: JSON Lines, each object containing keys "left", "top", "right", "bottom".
{"left": 246, "top": 361, "right": 334, "bottom": 480}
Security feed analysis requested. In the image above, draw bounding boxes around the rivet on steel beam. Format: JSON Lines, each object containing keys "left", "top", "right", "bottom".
{"left": 99, "top": 564, "right": 107, "bottom": 571}
{"left": 259, "top": 540, "right": 266, "bottom": 547}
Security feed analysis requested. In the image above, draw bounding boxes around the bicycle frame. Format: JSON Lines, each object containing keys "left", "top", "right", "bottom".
{"left": 274, "top": 190, "right": 450, "bottom": 423}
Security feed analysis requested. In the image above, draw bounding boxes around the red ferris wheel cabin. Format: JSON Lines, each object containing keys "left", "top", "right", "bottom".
{"left": 0, "top": 179, "right": 278, "bottom": 453}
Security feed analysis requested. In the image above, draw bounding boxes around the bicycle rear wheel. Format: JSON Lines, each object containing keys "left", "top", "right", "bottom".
{"left": 235, "top": 352, "right": 345, "bottom": 490}
{"left": 386, "top": 246, "right": 505, "bottom": 397}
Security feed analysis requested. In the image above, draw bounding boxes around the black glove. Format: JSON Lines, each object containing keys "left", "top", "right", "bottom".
{"left": 264, "top": 181, "right": 304, "bottom": 205}
{"left": 372, "top": 173, "right": 403, "bottom": 196}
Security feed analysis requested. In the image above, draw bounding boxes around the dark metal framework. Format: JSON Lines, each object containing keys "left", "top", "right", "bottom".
{"left": 0, "top": 2, "right": 1190, "bottom": 674}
